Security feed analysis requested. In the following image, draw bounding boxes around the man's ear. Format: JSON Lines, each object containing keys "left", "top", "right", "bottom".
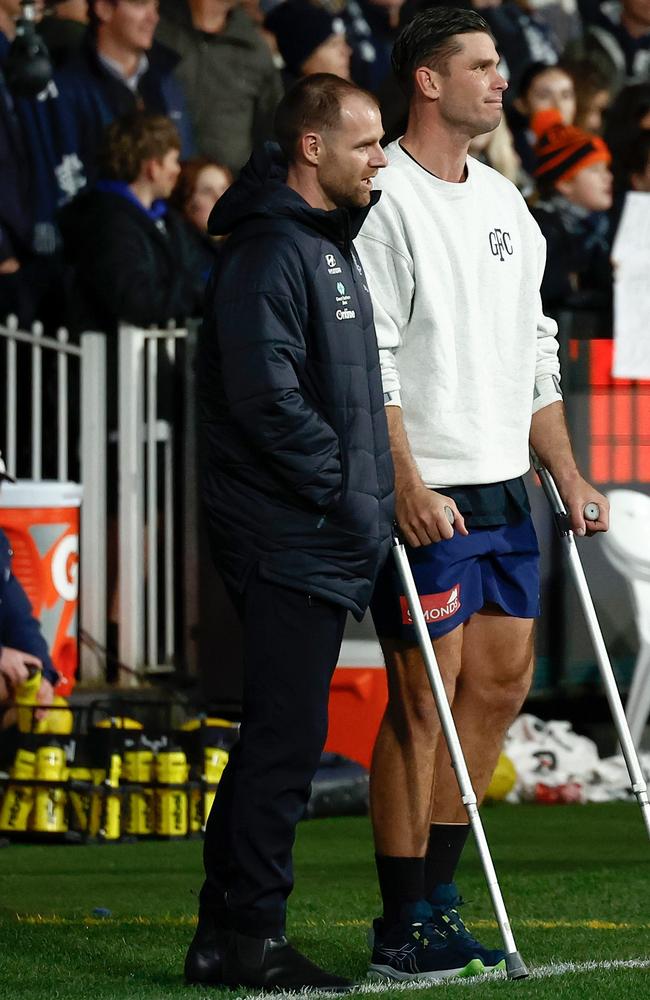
{"left": 141, "top": 156, "right": 159, "bottom": 182}
{"left": 413, "top": 66, "right": 440, "bottom": 102}
{"left": 94, "top": 0, "right": 115, "bottom": 26}
{"left": 299, "top": 131, "right": 322, "bottom": 166}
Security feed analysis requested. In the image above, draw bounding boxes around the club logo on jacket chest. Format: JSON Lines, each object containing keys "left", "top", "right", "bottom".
{"left": 325, "top": 253, "right": 342, "bottom": 274}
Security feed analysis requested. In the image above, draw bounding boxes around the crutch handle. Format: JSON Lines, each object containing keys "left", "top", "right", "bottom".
{"left": 531, "top": 450, "right": 600, "bottom": 533}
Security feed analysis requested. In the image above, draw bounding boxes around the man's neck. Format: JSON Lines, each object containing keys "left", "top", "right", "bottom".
{"left": 286, "top": 165, "right": 334, "bottom": 211}
{"left": 621, "top": 10, "right": 650, "bottom": 38}
{"left": 98, "top": 33, "right": 142, "bottom": 78}
{"left": 189, "top": 0, "right": 230, "bottom": 34}
{"left": 0, "top": 12, "right": 16, "bottom": 40}
{"left": 129, "top": 178, "right": 155, "bottom": 209}
{"left": 401, "top": 108, "right": 470, "bottom": 183}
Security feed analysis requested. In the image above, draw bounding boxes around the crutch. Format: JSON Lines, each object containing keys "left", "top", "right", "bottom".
{"left": 531, "top": 449, "right": 650, "bottom": 839}
{"left": 391, "top": 521, "right": 529, "bottom": 981}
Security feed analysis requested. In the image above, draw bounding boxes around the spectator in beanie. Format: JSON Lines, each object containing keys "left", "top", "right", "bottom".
{"left": 529, "top": 107, "right": 613, "bottom": 315}
{"left": 265, "top": 0, "right": 351, "bottom": 85}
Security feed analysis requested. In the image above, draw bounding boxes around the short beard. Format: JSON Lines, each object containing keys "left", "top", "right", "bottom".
{"left": 321, "top": 179, "right": 367, "bottom": 211}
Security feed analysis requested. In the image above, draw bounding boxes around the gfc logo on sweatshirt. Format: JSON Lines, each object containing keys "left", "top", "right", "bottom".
{"left": 488, "top": 228, "right": 513, "bottom": 261}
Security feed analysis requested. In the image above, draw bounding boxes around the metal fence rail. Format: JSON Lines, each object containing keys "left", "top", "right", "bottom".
{"left": 118, "top": 323, "right": 188, "bottom": 683}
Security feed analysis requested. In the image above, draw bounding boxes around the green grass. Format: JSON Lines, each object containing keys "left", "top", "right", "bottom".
{"left": 0, "top": 804, "right": 648, "bottom": 1000}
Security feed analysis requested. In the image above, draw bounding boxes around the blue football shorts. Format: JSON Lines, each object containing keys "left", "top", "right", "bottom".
{"left": 370, "top": 513, "right": 541, "bottom": 642}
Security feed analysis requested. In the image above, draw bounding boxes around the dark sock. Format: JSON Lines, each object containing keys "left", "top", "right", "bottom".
{"left": 375, "top": 854, "right": 425, "bottom": 929}
{"left": 424, "top": 823, "right": 471, "bottom": 896}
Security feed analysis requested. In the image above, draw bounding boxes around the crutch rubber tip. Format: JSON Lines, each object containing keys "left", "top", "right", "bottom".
{"left": 583, "top": 502, "right": 600, "bottom": 521}
{"left": 505, "top": 951, "right": 529, "bottom": 980}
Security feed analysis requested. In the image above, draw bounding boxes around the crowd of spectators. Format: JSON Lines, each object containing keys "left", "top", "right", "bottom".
{"left": 1, "top": 0, "right": 649, "bottom": 337}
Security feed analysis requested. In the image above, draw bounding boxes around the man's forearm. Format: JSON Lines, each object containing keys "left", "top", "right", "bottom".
{"left": 386, "top": 405, "right": 424, "bottom": 491}
{"left": 529, "top": 400, "right": 581, "bottom": 491}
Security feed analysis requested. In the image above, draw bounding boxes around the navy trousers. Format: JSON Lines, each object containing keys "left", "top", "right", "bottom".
{"left": 200, "top": 569, "right": 347, "bottom": 937}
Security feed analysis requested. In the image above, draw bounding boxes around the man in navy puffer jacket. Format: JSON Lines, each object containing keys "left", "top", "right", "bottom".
{"left": 187, "top": 73, "right": 394, "bottom": 992}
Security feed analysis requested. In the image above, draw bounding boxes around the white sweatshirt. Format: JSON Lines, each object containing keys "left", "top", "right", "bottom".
{"left": 356, "top": 141, "right": 561, "bottom": 488}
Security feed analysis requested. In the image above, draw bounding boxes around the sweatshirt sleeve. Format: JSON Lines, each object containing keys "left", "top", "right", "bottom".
{"left": 531, "top": 218, "right": 562, "bottom": 414}
{"left": 356, "top": 193, "right": 414, "bottom": 406}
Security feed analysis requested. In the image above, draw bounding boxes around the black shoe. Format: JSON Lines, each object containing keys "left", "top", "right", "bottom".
{"left": 223, "top": 933, "right": 353, "bottom": 992}
{"left": 184, "top": 908, "right": 229, "bottom": 985}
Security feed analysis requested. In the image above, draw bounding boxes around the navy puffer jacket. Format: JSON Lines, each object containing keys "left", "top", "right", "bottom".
{"left": 197, "top": 144, "right": 394, "bottom": 619}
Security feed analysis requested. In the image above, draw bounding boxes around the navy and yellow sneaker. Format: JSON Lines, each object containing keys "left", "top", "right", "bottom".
{"left": 368, "top": 900, "right": 504, "bottom": 982}
{"left": 428, "top": 882, "right": 506, "bottom": 971}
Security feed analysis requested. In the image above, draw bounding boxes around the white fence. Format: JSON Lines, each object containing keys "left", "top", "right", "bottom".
{"left": 1, "top": 316, "right": 190, "bottom": 687}
{"left": 117, "top": 323, "right": 189, "bottom": 683}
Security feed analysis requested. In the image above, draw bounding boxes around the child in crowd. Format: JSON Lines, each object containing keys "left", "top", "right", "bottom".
{"left": 170, "top": 157, "right": 233, "bottom": 280}
{"left": 529, "top": 108, "right": 613, "bottom": 316}
{"left": 60, "top": 112, "right": 205, "bottom": 337}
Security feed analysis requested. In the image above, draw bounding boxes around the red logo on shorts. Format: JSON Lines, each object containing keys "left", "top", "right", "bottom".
{"left": 400, "top": 584, "right": 462, "bottom": 625}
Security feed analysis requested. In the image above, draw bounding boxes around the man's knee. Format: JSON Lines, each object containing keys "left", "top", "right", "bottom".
{"left": 463, "top": 654, "right": 533, "bottom": 721}
{"left": 383, "top": 636, "right": 462, "bottom": 740}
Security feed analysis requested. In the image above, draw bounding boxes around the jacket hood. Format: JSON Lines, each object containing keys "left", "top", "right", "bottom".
{"left": 207, "top": 142, "right": 379, "bottom": 247}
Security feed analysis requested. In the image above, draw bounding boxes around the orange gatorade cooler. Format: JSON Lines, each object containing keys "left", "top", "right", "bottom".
{"left": 324, "top": 619, "right": 387, "bottom": 769}
{"left": 0, "top": 481, "right": 83, "bottom": 696}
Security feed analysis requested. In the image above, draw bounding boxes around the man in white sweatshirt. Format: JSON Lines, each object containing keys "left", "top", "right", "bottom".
{"left": 357, "top": 6, "right": 609, "bottom": 983}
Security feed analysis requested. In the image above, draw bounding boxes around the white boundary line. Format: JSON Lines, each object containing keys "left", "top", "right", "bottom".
{"left": 230, "top": 959, "right": 650, "bottom": 1000}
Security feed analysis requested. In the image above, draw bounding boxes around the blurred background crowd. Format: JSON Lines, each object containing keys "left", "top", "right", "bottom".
{"left": 1, "top": 0, "right": 649, "bottom": 342}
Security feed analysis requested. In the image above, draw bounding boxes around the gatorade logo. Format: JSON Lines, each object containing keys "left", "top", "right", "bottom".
{"left": 51, "top": 533, "right": 78, "bottom": 602}
{"left": 400, "top": 584, "right": 461, "bottom": 624}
